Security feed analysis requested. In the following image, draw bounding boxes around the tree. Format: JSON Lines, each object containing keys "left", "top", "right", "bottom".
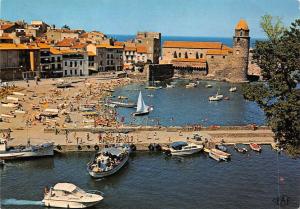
{"left": 62, "top": 24, "right": 70, "bottom": 30}
{"left": 242, "top": 16, "right": 300, "bottom": 152}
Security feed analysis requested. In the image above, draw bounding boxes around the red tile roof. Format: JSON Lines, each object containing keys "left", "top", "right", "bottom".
{"left": 235, "top": 19, "right": 249, "bottom": 30}
{"left": 172, "top": 58, "right": 207, "bottom": 63}
{"left": 163, "top": 41, "right": 222, "bottom": 49}
{"left": 56, "top": 38, "right": 76, "bottom": 47}
{"left": 0, "top": 24, "right": 15, "bottom": 30}
{"left": 136, "top": 45, "right": 147, "bottom": 53}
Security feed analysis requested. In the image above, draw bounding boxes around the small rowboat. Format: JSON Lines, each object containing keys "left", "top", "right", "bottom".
{"left": 216, "top": 144, "right": 227, "bottom": 152}
{"left": 249, "top": 143, "right": 262, "bottom": 152}
{"left": 234, "top": 144, "right": 248, "bottom": 153}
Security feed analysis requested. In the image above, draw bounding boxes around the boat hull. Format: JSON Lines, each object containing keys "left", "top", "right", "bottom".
{"left": 171, "top": 147, "right": 202, "bottom": 156}
{"left": 133, "top": 111, "right": 149, "bottom": 116}
{"left": 0, "top": 143, "right": 54, "bottom": 160}
{"left": 88, "top": 155, "right": 129, "bottom": 178}
{"left": 43, "top": 199, "right": 100, "bottom": 208}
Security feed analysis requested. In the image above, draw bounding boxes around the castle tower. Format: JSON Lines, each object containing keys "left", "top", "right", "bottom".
{"left": 231, "top": 19, "right": 250, "bottom": 82}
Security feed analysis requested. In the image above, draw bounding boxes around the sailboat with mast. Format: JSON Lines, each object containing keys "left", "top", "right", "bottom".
{"left": 133, "top": 91, "right": 153, "bottom": 116}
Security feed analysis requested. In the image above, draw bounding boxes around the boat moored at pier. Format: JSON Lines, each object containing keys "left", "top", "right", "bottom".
{"left": 0, "top": 139, "right": 54, "bottom": 160}
{"left": 165, "top": 141, "right": 203, "bottom": 156}
{"left": 249, "top": 143, "right": 262, "bottom": 152}
{"left": 42, "top": 183, "right": 103, "bottom": 208}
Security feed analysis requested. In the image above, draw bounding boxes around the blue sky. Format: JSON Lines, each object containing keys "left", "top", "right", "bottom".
{"left": 0, "top": 0, "right": 299, "bottom": 38}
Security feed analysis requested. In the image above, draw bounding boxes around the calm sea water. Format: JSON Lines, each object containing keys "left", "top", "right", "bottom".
{"left": 113, "top": 80, "right": 266, "bottom": 126}
{"left": 108, "top": 34, "right": 262, "bottom": 48}
{"left": 1, "top": 147, "right": 300, "bottom": 209}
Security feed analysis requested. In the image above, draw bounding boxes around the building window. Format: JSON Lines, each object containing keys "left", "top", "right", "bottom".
{"left": 185, "top": 52, "right": 188, "bottom": 58}
{"left": 75, "top": 69, "right": 77, "bottom": 75}
{"left": 74, "top": 61, "right": 77, "bottom": 67}
{"left": 107, "top": 54, "right": 110, "bottom": 59}
{"left": 64, "top": 61, "right": 67, "bottom": 66}
{"left": 80, "top": 70, "right": 82, "bottom": 75}
{"left": 64, "top": 70, "right": 67, "bottom": 75}
{"left": 196, "top": 52, "right": 199, "bottom": 59}
{"left": 80, "top": 61, "right": 82, "bottom": 65}
{"left": 52, "top": 64, "right": 55, "bottom": 69}
{"left": 240, "top": 30, "right": 243, "bottom": 36}
{"left": 223, "top": 56, "right": 226, "bottom": 59}
{"left": 111, "top": 54, "right": 114, "bottom": 59}
{"left": 211, "top": 56, "right": 214, "bottom": 59}
{"left": 57, "top": 57, "right": 61, "bottom": 62}
{"left": 51, "top": 57, "right": 55, "bottom": 62}
{"left": 100, "top": 61, "right": 102, "bottom": 65}
{"left": 58, "top": 64, "right": 61, "bottom": 69}
{"left": 70, "top": 62, "right": 73, "bottom": 67}
{"left": 111, "top": 60, "right": 113, "bottom": 65}
{"left": 200, "top": 53, "right": 203, "bottom": 58}
{"left": 237, "top": 38, "right": 240, "bottom": 43}
{"left": 107, "top": 60, "right": 109, "bottom": 65}
{"left": 178, "top": 52, "right": 181, "bottom": 58}
{"left": 70, "top": 70, "right": 73, "bottom": 75}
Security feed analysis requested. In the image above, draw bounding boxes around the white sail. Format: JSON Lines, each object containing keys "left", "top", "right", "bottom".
{"left": 136, "top": 91, "right": 148, "bottom": 112}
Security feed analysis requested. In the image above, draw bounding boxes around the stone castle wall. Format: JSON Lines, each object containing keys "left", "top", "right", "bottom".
{"left": 145, "top": 64, "right": 174, "bottom": 81}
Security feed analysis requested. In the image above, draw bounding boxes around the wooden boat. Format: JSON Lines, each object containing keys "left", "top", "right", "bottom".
{"left": 210, "top": 148, "right": 231, "bottom": 161}
{"left": 87, "top": 147, "right": 129, "bottom": 178}
{"left": 216, "top": 144, "right": 227, "bottom": 152}
{"left": 205, "top": 84, "right": 213, "bottom": 88}
{"left": 249, "top": 143, "right": 262, "bottom": 152}
{"left": 209, "top": 151, "right": 221, "bottom": 161}
{"left": 234, "top": 144, "right": 248, "bottom": 153}
{"left": 108, "top": 100, "right": 136, "bottom": 108}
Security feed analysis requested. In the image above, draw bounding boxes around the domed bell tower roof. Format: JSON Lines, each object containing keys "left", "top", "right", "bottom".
{"left": 235, "top": 19, "right": 249, "bottom": 31}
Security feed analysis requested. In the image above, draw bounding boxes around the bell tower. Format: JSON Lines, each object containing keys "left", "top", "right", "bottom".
{"left": 231, "top": 19, "right": 250, "bottom": 82}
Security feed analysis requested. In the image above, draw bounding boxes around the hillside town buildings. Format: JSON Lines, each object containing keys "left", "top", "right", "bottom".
{"left": 0, "top": 19, "right": 251, "bottom": 83}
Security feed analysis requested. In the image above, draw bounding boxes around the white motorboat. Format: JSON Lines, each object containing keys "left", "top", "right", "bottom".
{"left": 166, "top": 84, "right": 175, "bottom": 88}
{"left": 87, "top": 147, "right": 129, "bottom": 178}
{"left": 133, "top": 91, "right": 153, "bottom": 116}
{"left": 166, "top": 141, "right": 203, "bottom": 156}
{"left": 0, "top": 139, "right": 54, "bottom": 160}
{"left": 205, "top": 84, "right": 213, "bottom": 88}
{"left": 229, "top": 87, "right": 237, "bottom": 92}
{"left": 42, "top": 183, "right": 103, "bottom": 208}
{"left": 208, "top": 91, "right": 224, "bottom": 101}
{"left": 186, "top": 82, "right": 197, "bottom": 88}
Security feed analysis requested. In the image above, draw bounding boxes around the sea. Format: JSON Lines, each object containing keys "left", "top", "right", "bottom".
{"left": 1, "top": 148, "right": 300, "bottom": 209}
{"left": 108, "top": 34, "right": 262, "bottom": 48}
{"left": 112, "top": 80, "right": 266, "bottom": 126}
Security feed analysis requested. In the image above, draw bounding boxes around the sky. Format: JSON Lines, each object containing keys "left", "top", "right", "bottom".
{"left": 0, "top": 0, "right": 299, "bottom": 38}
